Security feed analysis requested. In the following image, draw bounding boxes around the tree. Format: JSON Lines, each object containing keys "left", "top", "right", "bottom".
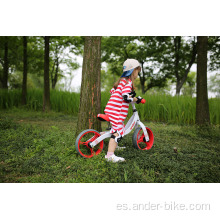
{"left": 135, "top": 36, "right": 171, "bottom": 94}
{"left": 175, "top": 37, "right": 197, "bottom": 95}
{"left": 49, "top": 36, "right": 83, "bottom": 89}
{"left": 208, "top": 73, "right": 220, "bottom": 98}
{"left": 196, "top": 36, "right": 210, "bottom": 125}
{"left": 0, "top": 36, "right": 83, "bottom": 90}
{"left": 2, "top": 37, "right": 9, "bottom": 89}
{"left": 43, "top": 36, "right": 50, "bottom": 112}
{"left": 77, "top": 36, "right": 102, "bottom": 134}
{"left": 154, "top": 36, "right": 198, "bottom": 95}
{"left": 101, "top": 36, "right": 169, "bottom": 94}
{"left": 0, "top": 37, "right": 31, "bottom": 89}
{"left": 101, "top": 36, "right": 197, "bottom": 95}
{"left": 50, "top": 42, "right": 60, "bottom": 89}
{"left": 182, "top": 71, "right": 196, "bottom": 97}
{"left": 21, "top": 36, "right": 28, "bottom": 105}
{"left": 208, "top": 36, "right": 220, "bottom": 72}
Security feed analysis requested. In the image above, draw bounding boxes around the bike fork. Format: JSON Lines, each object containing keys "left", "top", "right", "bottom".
{"left": 137, "top": 121, "right": 150, "bottom": 142}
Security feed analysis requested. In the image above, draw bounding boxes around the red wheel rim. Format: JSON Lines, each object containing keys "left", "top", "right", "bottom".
{"left": 136, "top": 127, "right": 154, "bottom": 150}
{"left": 77, "top": 131, "right": 103, "bottom": 158}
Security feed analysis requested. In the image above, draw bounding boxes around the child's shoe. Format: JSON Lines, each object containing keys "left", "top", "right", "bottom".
{"left": 105, "top": 154, "right": 125, "bottom": 163}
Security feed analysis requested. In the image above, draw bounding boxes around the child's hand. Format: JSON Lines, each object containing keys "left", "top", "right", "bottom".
{"left": 129, "top": 91, "right": 136, "bottom": 98}
{"left": 136, "top": 96, "right": 143, "bottom": 104}
{"left": 123, "top": 94, "right": 134, "bottom": 103}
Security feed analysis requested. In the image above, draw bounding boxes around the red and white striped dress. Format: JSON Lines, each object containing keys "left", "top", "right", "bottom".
{"left": 104, "top": 79, "right": 132, "bottom": 136}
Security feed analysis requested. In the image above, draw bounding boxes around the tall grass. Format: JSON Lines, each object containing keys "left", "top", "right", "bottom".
{"left": 135, "top": 95, "right": 197, "bottom": 125}
{"left": 0, "top": 89, "right": 220, "bottom": 125}
{"left": 50, "top": 90, "right": 80, "bottom": 114}
{"left": 0, "top": 89, "right": 80, "bottom": 115}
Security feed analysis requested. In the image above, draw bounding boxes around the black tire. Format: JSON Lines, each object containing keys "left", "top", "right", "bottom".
{"left": 132, "top": 127, "right": 154, "bottom": 150}
{"left": 75, "top": 129, "right": 104, "bottom": 158}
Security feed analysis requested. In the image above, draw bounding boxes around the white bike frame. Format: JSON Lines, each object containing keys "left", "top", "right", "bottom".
{"left": 90, "top": 102, "right": 149, "bottom": 148}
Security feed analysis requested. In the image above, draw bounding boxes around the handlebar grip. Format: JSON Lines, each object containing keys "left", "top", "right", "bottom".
{"left": 141, "top": 99, "right": 146, "bottom": 104}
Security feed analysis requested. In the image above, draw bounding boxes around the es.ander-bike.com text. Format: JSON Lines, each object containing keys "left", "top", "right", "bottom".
{"left": 116, "top": 201, "right": 211, "bottom": 211}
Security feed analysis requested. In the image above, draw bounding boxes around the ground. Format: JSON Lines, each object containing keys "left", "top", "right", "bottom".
{"left": 0, "top": 109, "right": 219, "bottom": 183}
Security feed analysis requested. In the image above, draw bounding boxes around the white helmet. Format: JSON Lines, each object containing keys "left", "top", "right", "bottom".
{"left": 123, "top": 59, "right": 141, "bottom": 72}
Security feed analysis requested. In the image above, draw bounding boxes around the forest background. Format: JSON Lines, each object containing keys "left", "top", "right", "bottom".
{"left": 1, "top": 36, "right": 219, "bottom": 126}
{"left": 1, "top": 36, "right": 219, "bottom": 97}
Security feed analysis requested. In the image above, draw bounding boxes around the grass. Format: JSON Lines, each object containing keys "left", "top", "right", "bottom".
{"left": 0, "top": 109, "right": 219, "bottom": 183}
{"left": 1, "top": 89, "right": 220, "bottom": 125}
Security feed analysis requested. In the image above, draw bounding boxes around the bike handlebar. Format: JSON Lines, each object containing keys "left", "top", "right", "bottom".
{"left": 141, "top": 99, "right": 146, "bottom": 104}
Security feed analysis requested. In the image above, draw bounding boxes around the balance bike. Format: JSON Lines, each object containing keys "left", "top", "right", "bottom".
{"left": 75, "top": 99, "right": 154, "bottom": 158}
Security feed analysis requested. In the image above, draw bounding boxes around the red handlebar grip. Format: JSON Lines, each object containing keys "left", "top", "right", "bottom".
{"left": 141, "top": 99, "right": 146, "bottom": 104}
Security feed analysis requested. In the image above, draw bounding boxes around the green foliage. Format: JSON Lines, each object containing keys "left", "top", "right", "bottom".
{"left": 208, "top": 73, "right": 220, "bottom": 97}
{"left": 8, "top": 70, "right": 38, "bottom": 89}
{"left": 0, "top": 110, "right": 219, "bottom": 183}
{"left": 101, "top": 36, "right": 168, "bottom": 92}
{"left": 208, "top": 36, "right": 220, "bottom": 71}
{"left": 101, "top": 36, "right": 199, "bottom": 94}
{"left": 0, "top": 36, "right": 83, "bottom": 90}
{"left": 182, "top": 71, "right": 196, "bottom": 97}
{"left": 49, "top": 36, "right": 83, "bottom": 89}
{"left": 1, "top": 89, "right": 220, "bottom": 125}
{"left": 101, "top": 67, "right": 118, "bottom": 92}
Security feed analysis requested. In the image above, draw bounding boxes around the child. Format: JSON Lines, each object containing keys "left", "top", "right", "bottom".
{"left": 104, "top": 59, "right": 143, "bottom": 162}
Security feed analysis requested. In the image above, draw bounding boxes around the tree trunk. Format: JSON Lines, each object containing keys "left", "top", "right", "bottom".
{"left": 3, "top": 37, "right": 9, "bottom": 89}
{"left": 196, "top": 36, "right": 210, "bottom": 125}
{"left": 176, "top": 38, "right": 197, "bottom": 95}
{"left": 174, "top": 36, "right": 181, "bottom": 95}
{"left": 76, "top": 36, "right": 102, "bottom": 135}
{"left": 138, "top": 73, "right": 145, "bottom": 95}
{"left": 176, "top": 81, "right": 181, "bottom": 95}
{"left": 140, "top": 62, "right": 145, "bottom": 94}
{"left": 43, "top": 36, "right": 50, "bottom": 112}
{"left": 21, "top": 36, "right": 28, "bottom": 105}
{"left": 51, "top": 45, "right": 59, "bottom": 89}
{"left": 52, "top": 58, "right": 58, "bottom": 89}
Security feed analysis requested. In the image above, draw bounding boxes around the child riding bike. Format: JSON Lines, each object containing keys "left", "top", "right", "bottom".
{"left": 104, "top": 59, "right": 144, "bottom": 162}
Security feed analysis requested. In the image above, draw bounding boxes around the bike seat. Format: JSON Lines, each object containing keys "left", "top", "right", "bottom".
{"left": 97, "top": 114, "right": 110, "bottom": 122}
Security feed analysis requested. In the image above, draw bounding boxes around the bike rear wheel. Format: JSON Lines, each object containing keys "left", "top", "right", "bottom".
{"left": 75, "top": 129, "right": 104, "bottom": 158}
{"left": 132, "top": 127, "right": 154, "bottom": 150}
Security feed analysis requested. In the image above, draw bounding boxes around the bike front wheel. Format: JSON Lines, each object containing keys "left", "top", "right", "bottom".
{"left": 75, "top": 129, "right": 104, "bottom": 158}
{"left": 132, "top": 127, "right": 154, "bottom": 150}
